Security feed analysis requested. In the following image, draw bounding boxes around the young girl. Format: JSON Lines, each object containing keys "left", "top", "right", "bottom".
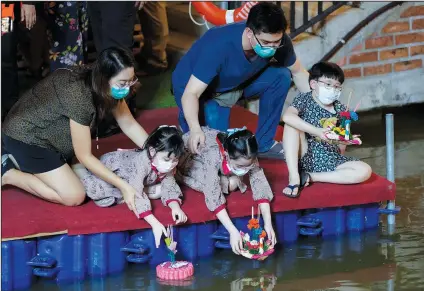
{"left": 74, "top": 125, "right": 187, "bottom": 248}
{"left": 282, "top": 61, "right": 372, "bottom": 198}
{"left": 177, "top": 127, "right": 276, "bottom": 255}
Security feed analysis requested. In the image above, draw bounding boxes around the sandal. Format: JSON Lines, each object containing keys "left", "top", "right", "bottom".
{"left": 283, "top": 184, "right": 301, "bottom": 198}
{"left": 300, "top": 171, "right": 312, "bottom": 188}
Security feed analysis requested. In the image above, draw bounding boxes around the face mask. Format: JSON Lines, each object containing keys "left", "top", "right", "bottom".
{"left": 253, "top": 44, "right": 276, "bottom": 58}
{"left": 227, "top": 162, "right": 250, "bottom": 177}
{"left": 316, "top": 86, "right": 341, "bottom": 105}
{"left": 152, "top": 159, "right": 177, "bottom": 174}
{"left": 111, "top": 86, "right": 130, "bottom": 100}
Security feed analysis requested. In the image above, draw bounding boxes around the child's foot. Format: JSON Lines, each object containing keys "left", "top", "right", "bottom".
{"left": 282, "top": 171, "right": 312, "bottom": 198}
{"left": 283, "top": 174, "right": 301, "bottom": 198}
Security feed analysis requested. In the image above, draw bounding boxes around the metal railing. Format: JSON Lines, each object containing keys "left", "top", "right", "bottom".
{"left": 286, "top": 2, "right": 347, "bottom": 39}
{"left": 220, "top": 1, "right": 349, "bottom": 39}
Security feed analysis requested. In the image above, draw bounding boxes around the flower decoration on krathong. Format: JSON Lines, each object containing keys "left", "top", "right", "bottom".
{"left": 239, "top": 206, "right": 275, "bottom": 260}
{"left": 164, "top": 225, "right": 177, "bottom": 263}
{"left": 318, "top": 91, "right": 363, "bottom": 146}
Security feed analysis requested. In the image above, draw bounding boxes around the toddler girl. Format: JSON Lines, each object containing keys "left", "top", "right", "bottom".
{"left": 177, "top": 126, "right": 276, "bottom": 255}
{"left": 74, "top": 125, "right": 187, "bottom": 247}
{"left": 282, "top": 61, "right": 371, "bottom": 198}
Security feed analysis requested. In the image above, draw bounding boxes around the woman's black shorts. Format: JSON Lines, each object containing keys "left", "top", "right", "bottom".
{"left": 2, "top": 134, "right": 68, "bottom": 174}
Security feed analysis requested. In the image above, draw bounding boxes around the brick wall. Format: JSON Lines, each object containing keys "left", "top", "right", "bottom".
{"left": 338, "top": 5, "right": 424, "bottom": 79}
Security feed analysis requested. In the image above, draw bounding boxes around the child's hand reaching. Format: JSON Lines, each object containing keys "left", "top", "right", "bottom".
{"left": 144, "top": 214, "right": 168, "bottom": 248}
{"left": 264, "top": 223, "right": 277, "bottom": 247}
{"left": 168, "top": 201, "right": 187, "bottom": 224}
{"left": 229, "top": 229, "right": 243, "bottom": 255}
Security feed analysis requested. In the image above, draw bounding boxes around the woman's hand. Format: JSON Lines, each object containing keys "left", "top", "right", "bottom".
{"left": 21, "top": 4, "right": 36, "bottom": 29}
{"left": 168, "top": 201, "right": 187, "bottom": 224}
{"left": 145, "top": 214, "right": 168, "bottom": 248}
{"left": 264, "top": 223, "right": 277, "bottom": 247}
{"left": 229, "top": 229, "right": 243, "bottom": 255}
{"left": 119, "top": 183, "right": 137, "bottom": 212}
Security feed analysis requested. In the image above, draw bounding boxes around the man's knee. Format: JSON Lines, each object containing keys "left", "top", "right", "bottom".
{"left": 204, "top": 100, "right": 230, "bottom": 130}
{"left": 268, "top": 67, "right": 292, "bottom": 89}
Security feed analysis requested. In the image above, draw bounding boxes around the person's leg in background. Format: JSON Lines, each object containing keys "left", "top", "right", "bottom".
{"left": 243, "top": 66, "right": 292, "bottom": 158}
{"left": 46, "top": 2, "right": 88, "bottom": 71}
{"left": 1, "top": 25, "right": 19, "bottom": 121}
{"left": 86, "top": 2, "right": 103, "bottom": 54}
{"left": 97, "top": 2, "right": 136, "bottom": 52}
{"left": 136, "top": 1, "right": 169, "bottom": 76}
{"left": 17, "top": 3, "right": 50, "bottom": 80}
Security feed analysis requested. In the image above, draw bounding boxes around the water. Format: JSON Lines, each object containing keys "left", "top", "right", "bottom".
{"left": 29, "top": 105, "right": 424, "bottom": 291}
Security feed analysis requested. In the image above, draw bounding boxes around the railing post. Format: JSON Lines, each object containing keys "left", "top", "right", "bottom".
{"left": 303, "top": 2, "right": 309, "bottom": 26}
{"left": 290, "top": 2, "right": 296, "bottom": 33}
{"left": 385, "top": 113, "right": 396, "bottom": 231}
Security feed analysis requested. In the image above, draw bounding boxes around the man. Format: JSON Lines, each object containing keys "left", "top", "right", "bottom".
{"left": 172, "top": 2, "right": 310, "bottom": 159}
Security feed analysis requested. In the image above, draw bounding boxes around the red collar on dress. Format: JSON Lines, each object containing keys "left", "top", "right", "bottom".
{"left": 216, "top": 137, "right": 231, "bottom": 176}
{"left": 151, "top": 163, "right": 167, "bottom": 183}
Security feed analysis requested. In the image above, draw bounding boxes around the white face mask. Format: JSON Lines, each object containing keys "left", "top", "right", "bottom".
{"left": 152, "top": 160, "right": 177, "bottom": 174}
{"left": 316, "top": 85, "right": 341, "bottom": 105}
{"left": 227, "top": 163, "right": 250, "bottom": 177}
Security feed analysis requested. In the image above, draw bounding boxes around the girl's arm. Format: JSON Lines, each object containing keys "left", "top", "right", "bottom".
{"left": 159, "top": 175, "right": 183, "bottom": 207}
{"left": 113, "top": 101, "right": 149, "bottom": 148}
{"left": 282, "top": 106, "right": 323, "bottom": 137}
{"left": 249, "top": 162, "right": 274, "bottom": 203}
{"left": 160, "top": 175, "right": 187, "bottom": 224}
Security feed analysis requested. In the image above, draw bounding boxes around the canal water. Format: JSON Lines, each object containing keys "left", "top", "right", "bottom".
{"left": 29, "top": 104, "right": 424, "bottom": 291}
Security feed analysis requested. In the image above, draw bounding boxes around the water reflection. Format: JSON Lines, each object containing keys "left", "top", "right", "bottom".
{"left": 31, "top": 231, "right": 403, "bottom": 291}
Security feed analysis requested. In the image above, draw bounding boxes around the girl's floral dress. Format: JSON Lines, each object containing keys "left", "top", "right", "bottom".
{"left": 46, "top": 1, "right": 88, "bottom": 71}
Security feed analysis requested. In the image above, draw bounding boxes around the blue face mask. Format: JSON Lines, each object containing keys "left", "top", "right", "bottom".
{"left": 253, "top": 44, "right": 276, "bottom": 58}
{"left": 111, "top": 86, "right": 130, "bottom": 100}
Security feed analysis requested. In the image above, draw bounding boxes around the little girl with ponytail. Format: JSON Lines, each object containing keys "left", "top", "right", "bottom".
{"left": 177, "top": 126, "right": 276, "bottom": 255}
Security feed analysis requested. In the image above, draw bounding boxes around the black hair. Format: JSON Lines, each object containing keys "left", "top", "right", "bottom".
{"left": 217, "top": 129, "right": 258, "bottom": 160}
{"left": 246, "top": 2, "right": 288, "bottom": 34}
{"left": 309, "top": 61, "right": 345, "bottom": 84}
{"left": 76, "top": 47, "right": 137, "bottom": 125}
{"left": 143, "top": 126, "right": 185, "bottom": 159}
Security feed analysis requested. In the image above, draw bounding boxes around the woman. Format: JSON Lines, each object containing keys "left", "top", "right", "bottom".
{"left": 46, "top": 1, "right": 88, "bottom": 71}
{"left": 1, "top": 47, "right": 148, "bottom": 211}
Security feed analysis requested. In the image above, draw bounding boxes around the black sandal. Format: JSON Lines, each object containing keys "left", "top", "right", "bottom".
{"left": 300, "top": 171, "right": 312, "bottom": 188}
{"left": 283, "top": 184, "right": 301, "bottom": 198}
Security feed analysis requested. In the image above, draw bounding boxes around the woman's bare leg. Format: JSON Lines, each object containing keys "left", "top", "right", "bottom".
{"left": 2, "top": 164, "right": 86, "bottom": 206}
{"left": 309, "top": 161, "right": 372, "bottom": 184}
{"left": 282, "top": 124, "right": 308, "bottom": 196}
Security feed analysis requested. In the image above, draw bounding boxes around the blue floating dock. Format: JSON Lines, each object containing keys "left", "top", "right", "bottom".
{"left": 1, "top": 203, "right": 398, "bottom": 290}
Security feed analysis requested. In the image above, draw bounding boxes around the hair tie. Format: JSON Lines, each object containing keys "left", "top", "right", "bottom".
{"left": 158, "top": 125, "right": 177, "bottom": 129}
{"left": 227, "top": 126, "right": 247, "bottom": 137}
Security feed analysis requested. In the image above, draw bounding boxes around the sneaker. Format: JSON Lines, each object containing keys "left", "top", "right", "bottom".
{"left": 1, "top": 154, "right": 19, "bottom": 177}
